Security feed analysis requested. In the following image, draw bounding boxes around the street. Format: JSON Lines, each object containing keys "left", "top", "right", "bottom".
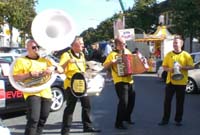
{"left": 3, "top": 73, "right": 200, "bottom": 135}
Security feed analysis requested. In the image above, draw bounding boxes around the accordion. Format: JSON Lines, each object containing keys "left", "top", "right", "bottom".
{"left": 116, "top": 54, "right": 148, "bottom": 76}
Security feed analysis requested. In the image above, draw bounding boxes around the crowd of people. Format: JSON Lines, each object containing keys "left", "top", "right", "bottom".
{"left": 8, "top": 34, "right": 194, "bottom": 135}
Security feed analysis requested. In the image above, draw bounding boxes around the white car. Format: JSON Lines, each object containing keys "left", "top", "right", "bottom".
{"left": 0, "top": 53, "right": 21, "bottom": 63}
{"left": 8, "top": 48, "right": 27, "bottom": 54}
{"left": 191, "top": 52, "right": 200, "bottom": 63}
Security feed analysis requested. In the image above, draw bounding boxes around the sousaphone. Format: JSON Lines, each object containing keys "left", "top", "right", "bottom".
{"left": 8, "top": 9, "right": 76, "bottom": 93}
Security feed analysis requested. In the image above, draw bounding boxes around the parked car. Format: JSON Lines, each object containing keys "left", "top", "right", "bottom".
{"left": 190, "top": 52, "right": 200, "bottom": 63}
{"left": 0, "top": 53, "right": 21, "bottom": 63}
{"left": 8, "top": 48, "right": 27, "bottom": 54}
{"left": 157, "top": 61, "right": 200, "bottom": 94}
{"left": 0, "top": 58, "right": 65, "bottom": 115}
{"left": 185, "top": 61, "right": 200, "bottom": 94}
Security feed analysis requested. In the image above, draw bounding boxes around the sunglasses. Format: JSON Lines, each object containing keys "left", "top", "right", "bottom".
{"left": 32, "top": 46, "right": 39, "bottom": 49}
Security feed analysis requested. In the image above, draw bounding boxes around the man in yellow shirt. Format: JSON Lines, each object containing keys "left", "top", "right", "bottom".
{"left": 158, "top": 35, "right": 194, "bottom": 126}
{"left": 13, "top": 39, "right": 62, "bottom": 135}
{"left": 59, "top": 36, "right": 100, "bottom": 135}
{"left": 103, "top": 37, "right": 135, "bottom": 129}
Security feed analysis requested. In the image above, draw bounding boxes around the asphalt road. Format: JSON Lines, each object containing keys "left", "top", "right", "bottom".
{"left": 3, "top": 73, "right": 200, "bottom": 135}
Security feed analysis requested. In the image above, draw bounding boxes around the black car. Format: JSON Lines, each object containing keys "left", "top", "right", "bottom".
{"left": 0, "top": 60, "right": 65, "bottom": 115}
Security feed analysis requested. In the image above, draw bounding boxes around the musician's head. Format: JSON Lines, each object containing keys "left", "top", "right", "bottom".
{"left": 26, "top": 39, "right": 40, "bottom": 59}
{"left": 173, "top": 35, "right": 183, "bottom": 53}
{"left": 71, "top": 36, "right": 84, "bottom": 53}
{"left": 114, "top": 37, "right": 126, "bottom": 51}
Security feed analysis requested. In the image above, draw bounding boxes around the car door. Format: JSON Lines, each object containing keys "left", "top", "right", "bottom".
{"left": 0, "top": 61, "right": 26, "bottom": 114}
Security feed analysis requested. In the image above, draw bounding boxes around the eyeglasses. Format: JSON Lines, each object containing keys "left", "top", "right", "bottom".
{"left": 32, "top": 46, "right": 39, "bottom": 50}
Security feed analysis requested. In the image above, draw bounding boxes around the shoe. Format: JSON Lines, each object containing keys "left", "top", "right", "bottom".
{"left": 83, "top": 127, "right": 101, "bottom": 132}
{"left": 158, "top": 121, "right": 168, "bottom": 126}
{"left": 115, "top": 124, "right": 128, "bottom": 129}
{"left": 175, "top": 122, "right": 182, "bottom": 126}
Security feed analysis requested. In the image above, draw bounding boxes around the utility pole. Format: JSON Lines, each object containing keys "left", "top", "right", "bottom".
{"left": 106, "top": 0, "right": 125, "bottom": 12}
{"left": 118, "top": 0, "right": 125, "bottom": 12}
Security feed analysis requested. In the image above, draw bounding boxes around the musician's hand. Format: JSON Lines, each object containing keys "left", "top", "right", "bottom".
{"left": 30, "top": 71, "right": 44, "bottom": 78}
{"left": 163, "top": 66, "right": 174, "bottom": 73}
{"left": 111, "top": 59, "right": 118, "bottom": 64}
{"left": 42, "top": 67, "right": 55, "bottom": 76}
{"left": 68, "top": 59, "right": 75, "bottom": 63}
{"left": 166, "top": 68, "right": 174, "bottom": 73}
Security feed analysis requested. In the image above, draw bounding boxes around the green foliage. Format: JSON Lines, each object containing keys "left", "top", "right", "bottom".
{"left": 170, "top": 0, "right": 200, "bottom": 37}
{"left": 3, "top": 0, "right": 37, "bottom": 33}
{"left": 134, "top": 0, "right": 157, "bottom": 10}
{"left": 81, "top": 0, "right": 200, "bottom": 49}
{"left": 0, "top": 0, "right": 37, "bottom": 46}
{"left": 169, "top": 0, "right": 200, "bottom": 52}
{"left": 81, "top": 0, "right": 158, "bottom": 46}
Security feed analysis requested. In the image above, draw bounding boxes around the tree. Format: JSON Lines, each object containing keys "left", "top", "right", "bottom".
{"left": 80, "top": 0, "right": 166, "bottom": 45}
{"left": 169, "top": 0, "right": 200, "bottom": 52}
{"left": 0, "top": 0, "right": 37, "bottom": 46}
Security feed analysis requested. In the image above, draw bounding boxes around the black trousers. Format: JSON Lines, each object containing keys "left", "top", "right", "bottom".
{"left": 61, "top": 88, "right": 92, "bottom": 134}
{"left": 162, "top": 83, "right": 186, "bottom": 122}
{"left": 114, "top": 82, "right": 135, "bottom": 125}
{"left": 24, "top": 96, "right": 52, "bottom": 135}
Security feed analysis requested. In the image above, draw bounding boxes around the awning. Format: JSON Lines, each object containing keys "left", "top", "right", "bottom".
{"left": 135, "top": 25, "right": 172, "bottom": 42}
{"left": 135, "top": 38, "right": 164, "bottom": 42}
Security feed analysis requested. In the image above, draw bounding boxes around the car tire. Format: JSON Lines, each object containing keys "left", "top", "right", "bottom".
{"left": 51, "top": 87, "right": 65, "bottom": 112}
{"left": 186, "top": 78, "right": 197, "bottom": 94}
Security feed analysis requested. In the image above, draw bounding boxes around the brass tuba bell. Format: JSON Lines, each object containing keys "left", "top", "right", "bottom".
{"left": 172, "top": 61, "right": 184, "bottom": 80}
{"left": 31, "top": 9, "right": 76, "bottom": 52}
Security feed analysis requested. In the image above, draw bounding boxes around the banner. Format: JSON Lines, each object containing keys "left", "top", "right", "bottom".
{"left": 118, "top": 28, "right": 135, "bottom": 41}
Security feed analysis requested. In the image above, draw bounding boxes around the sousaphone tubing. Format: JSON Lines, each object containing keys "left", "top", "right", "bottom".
{"left": 8, "top": 9, "right": 76, "bottom": 93}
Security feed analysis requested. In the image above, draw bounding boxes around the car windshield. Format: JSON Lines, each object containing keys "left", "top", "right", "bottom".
{"left": 0, "top": 56, "right": 14, "bottom": 63}
{"left": 190, "top": 53, "right": 200, "bottom": 63}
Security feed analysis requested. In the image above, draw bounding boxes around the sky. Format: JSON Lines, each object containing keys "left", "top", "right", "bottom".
{"left": 36, "top": 0, "right": 165, "bottom": 35}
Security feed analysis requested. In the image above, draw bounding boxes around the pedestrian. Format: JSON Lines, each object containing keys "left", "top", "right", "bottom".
{"left": 103, "top": 37, "right": 135, "bottom": 129}
{"left": 59, "top": 36, "right": 101, "bottom": 135}
{"left": 158, "top": 35, "right": 194, "bottom": 126}
{"left": 132, "top": 47, "right": 142, "bottom": 57}
{"left": 90, "top": 42, "right": 104, "bottom": 63}
{"left": 12, "top": 39, "right": 63, "bottom": 135}
{"left": 102, "top": 40, "right": 114, "bottom": 82}
{"left": 102, "top": 40, "right": 113, "bottom": 61}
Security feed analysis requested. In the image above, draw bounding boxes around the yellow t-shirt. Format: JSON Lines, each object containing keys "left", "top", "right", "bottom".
{"left": 103, "top": 48, "right": 134, "bottom": 84}
{"left": 13, "top": 57, "right": 53, "bottom": 99}
{"left": 163, "top": 51, "right": 194, "bottom": 85}
{"left": 59, "top": 50, "right": 86, "bottom": 89}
